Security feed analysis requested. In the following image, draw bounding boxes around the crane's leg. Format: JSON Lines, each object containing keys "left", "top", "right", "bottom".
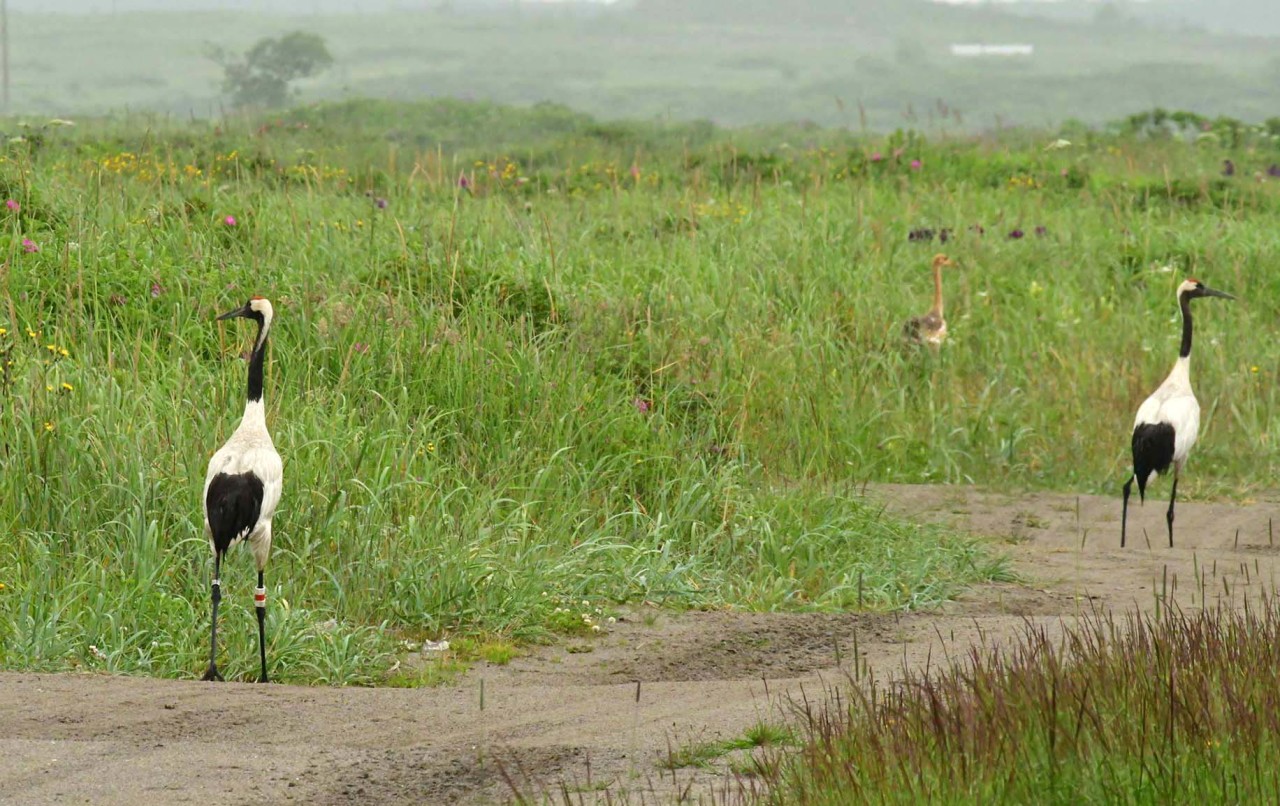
{"left": 1121, "top": 475, "right": 1134, "bottom": 548}
{"left": 202, "top": 554, "right": 224, "bottom": 682}
{"left": 255, "top": 569, "right": 269, "bottom": 684}
{"left": 1166, "top": 465, "right": 1180, "bottom": 549}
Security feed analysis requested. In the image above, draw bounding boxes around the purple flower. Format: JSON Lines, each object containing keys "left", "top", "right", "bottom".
{"left": 224, "top": 215, "right": 237, "bottom": 226}
{"left": 458, "top": 173, "right": 470, "bottom": 190}
{"left": 1008, "top": 229, "right": 1024, "bottom": 240}
{"left": 21, "top": 238, "right": 37, "bottom": 253}
{"left": 374, "top": 197, "right": 388, "bottom": 210}
{"left": 908, "top": 228, "right": 935, "bottom": 243}
{"left": 1268, "top": 164, "right": 1280, "bottom": 178}
{"left": 5, "top": 199, "right": 18, "bottom": 212}
{"left": 632, "top": 397, "right": 650, "bottom": 414}
{"left": 869, "top": 152, "right": 883, "bottom": 162}
{"left": 1222, "top": 159, "right": 1235, "bottom": 177}
{"left": 909, "top": 159, "right": 922, "bottom": 170}
{"left": 150, "top": 282, "right": 162, "bottom": 298}
{"left": 1034, "top": 226, "right": 1048, "bottom": 237}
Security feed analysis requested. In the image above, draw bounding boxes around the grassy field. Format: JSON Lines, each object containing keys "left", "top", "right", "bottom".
{"left": 0, "top": 99, "right": 1278, "bottom": 685}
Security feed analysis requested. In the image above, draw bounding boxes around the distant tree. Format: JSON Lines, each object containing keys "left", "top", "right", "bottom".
{"left": 209, "top": 31, "right": 334, "bottom": 110}
{"left": 1092, "top": 2, "right": 1129, "bottom": 28}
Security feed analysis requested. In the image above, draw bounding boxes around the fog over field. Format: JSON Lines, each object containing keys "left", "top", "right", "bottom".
{"left": 3, "top": 1, "right": 1278, "bottom": 130}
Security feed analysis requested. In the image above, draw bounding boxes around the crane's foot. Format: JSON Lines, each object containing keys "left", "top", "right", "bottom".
{"left": 202, "top": 665, "right": 224, "bottom": 682}
{"left": 257, "top": 673, "right": 270, "bottom": 684}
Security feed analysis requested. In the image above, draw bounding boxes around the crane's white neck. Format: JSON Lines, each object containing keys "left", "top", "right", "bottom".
{"left": 254, "top": 312, "right": 273, "bottom": 353}
{"left": 1165, "top": 354, "right": 1192, "bottom": 390}
{"left": 238, "top": 398, "right": 268, "bottom": 432}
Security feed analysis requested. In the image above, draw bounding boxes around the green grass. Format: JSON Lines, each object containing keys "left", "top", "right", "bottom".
{"left": 662, "top": 722, "right": 797, "bottom": 770}
{"left": 774, "top": 601, "right": 1280, "bottom": 803}
{"left": 0, "top": 99, "right": 1275, "bottom": 685}
{"left": 0, "top": 102, "right": 1031, "bottom": 684}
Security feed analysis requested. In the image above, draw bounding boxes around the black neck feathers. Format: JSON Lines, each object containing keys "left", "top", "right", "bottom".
{"left": 1178, "top": 291, "right": 1193, "bottom": 359}
{"left": 247, "top": 314, "right": 267, "bottom": 403}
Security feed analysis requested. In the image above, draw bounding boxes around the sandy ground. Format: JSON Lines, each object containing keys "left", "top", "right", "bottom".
{"left": 5, "top": 483, "right": 1280, "bottom": 805}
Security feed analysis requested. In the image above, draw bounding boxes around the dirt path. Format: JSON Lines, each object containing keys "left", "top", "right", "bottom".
{"left": 5, "top": 484, "right": 1280, "bottom": 805}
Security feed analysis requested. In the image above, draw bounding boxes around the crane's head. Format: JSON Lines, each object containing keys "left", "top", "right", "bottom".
{"left": 1178, "top": 279, "right": 1235, "bottom": 302}
{"left": 931, "top": 254, "right": 954, "bottom": 270}
{"left": 218, "top": 296, "right": 274, "bottom": 325}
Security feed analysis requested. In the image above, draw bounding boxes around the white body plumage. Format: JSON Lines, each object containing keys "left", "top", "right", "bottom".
{"left": 1131, "top": 356, "right": 1199, "bottom": 488}
{"left": 203, "top": 399, "right": 282, "bottom": 570}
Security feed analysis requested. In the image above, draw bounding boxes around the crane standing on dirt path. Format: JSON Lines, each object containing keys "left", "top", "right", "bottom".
{"left": 903, "top": 253, "right": 954, "bottom": 348}
{"left": 1122, "top": 279, "right": 1234, "bottom": 549}
{"left": 202, "top": 296, "right": 283, "bottom": 683}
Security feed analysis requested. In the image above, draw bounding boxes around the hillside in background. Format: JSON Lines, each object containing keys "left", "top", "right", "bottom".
{"left": 5, "top": 0, "right": 1278, "bottom": 129}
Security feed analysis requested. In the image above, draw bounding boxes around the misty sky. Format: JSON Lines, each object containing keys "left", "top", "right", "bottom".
{"left": 6, "top": 0, "right": 1278, "bottom": 129}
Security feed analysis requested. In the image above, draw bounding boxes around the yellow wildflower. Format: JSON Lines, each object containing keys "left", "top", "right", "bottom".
{"left": 61, "top": 382, "right": 73, "bottom": 392}
{"left": 43, "top": 422, "right": 53, "bottom": 432}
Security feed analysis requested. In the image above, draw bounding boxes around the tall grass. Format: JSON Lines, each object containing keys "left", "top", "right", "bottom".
{"left": 0, "top": 105, "right": 1028, "bottom": 683}
{"left": 776, "top": 600, "right": 1280, "bottom": 803}
{"left": 0, "top": 102, "right": 1275, "bottom": 682}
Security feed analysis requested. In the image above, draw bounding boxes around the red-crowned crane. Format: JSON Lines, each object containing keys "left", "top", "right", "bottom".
{"left": 203, "top": 296, "right": 282, "bottom": 682}
{"left": 1121, "top": 279, "right": 1234, "bottom": 548}
{"left": 903, "top": 253, "right": 954, "bottom": 347}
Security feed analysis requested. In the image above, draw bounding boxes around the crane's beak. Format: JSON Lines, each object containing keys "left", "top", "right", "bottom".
{"left": 1201, "top": 286, "right": 1235, "bottom": 301}
{"left": 217, "top": 303, "right": 251, "bottom": 320}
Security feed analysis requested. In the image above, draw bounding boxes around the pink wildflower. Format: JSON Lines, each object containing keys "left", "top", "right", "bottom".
{"left": 5, "top": 199, "right": 18, "bottom": 212}
{"left": 21, "top": 238, "right": 37, "bottom": 253}
{"left": 224, "top": 215, "right": 237, "bottom": 226}
{"left": 910, "top": 159, "right": 922, "bottom": 170}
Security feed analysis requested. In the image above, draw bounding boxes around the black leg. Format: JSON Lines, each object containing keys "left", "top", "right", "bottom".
{"left": 1167, "top": 469, "right": 1179, "bottom": 549}
{"left": 255, "top": 570, "right": 269, "bottom": 683}
{"left": 1122, "top": 476, "right": 1133, "bottom": 548}
{"left": 203, "top": 554, "right": 224, "bottom": 682}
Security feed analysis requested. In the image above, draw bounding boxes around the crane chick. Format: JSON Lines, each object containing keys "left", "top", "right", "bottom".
{"left": 903, "top": 253, "right": 954, "bottom": 347}
{"left": 1121, "top": 279, "right": 1234, "bottom": 548}
{"left": 202, "top": 296, "right": 282, "bottom": 682}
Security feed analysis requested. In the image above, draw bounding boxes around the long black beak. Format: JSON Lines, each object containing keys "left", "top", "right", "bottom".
{"left": 1201, "top": 286, "right": 1236, "bottom": 301}
{"left": 217, "top": 303, "right": 251, "bottom": 321}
